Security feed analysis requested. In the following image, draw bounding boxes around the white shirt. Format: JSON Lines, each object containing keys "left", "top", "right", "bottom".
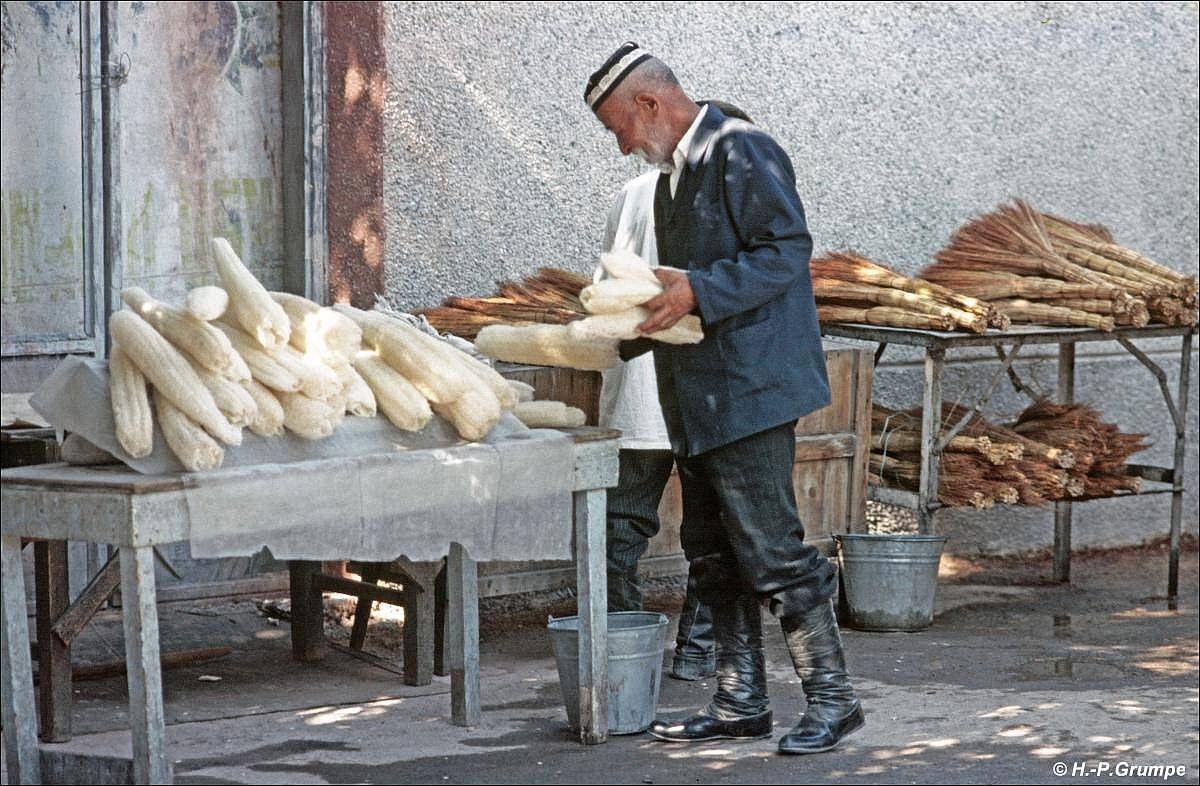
{"left": 596, "top": 171, "right": 670, "bottom": 450}
{"left": 669, "top": 108, "right": 707, "bottom": 198}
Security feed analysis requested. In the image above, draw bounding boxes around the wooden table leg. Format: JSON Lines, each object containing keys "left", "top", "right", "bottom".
{"left": 1053, "top": 343, "right": 1075, "bottom": 583}
{"left": 402, "top": 568, "right": 436, "bottom": 687}
{"left": 434, "top": 559, "right": 448, "bottom": 677}
{"left": 917, "top": 348, "right": 944, "bottom": 535}
{"left": 35, "top": 539, "right": 72, "bottom": 741}
{"left": 447, "top": 542, "right": 480, "bottom": 726}
{"left": 2, "top": 534, "right": 42, "bottom": 784}
{"left": 574, "top": 487, "right": 608, "bottom": 744}
{"left": 289, "top": 561, "right": 324, "bottom": 661}
{"left": 348, "top": 564, "right": 380, "bottom": 651}
{"left": 120, "top": 544, "right": 172, "bottom": 784}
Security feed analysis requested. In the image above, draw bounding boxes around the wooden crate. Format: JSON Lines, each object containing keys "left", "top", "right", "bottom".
{"left": 495, "top": 364, "right": 602, "bottom": 425}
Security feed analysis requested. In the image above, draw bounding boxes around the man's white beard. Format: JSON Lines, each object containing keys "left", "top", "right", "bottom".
{"left": 633, "top": 147, "right": 674, "bottom": 174}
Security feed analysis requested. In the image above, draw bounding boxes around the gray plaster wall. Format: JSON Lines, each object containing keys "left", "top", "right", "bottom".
{"left": 381, "top": 2, "right": 1199, "bottom": 555}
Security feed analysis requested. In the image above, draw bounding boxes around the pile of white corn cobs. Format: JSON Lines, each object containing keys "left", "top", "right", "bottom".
{"left": 472, "top": 250, "right": 703, "bottom": 372}
{"left": 108, "top": 237, "right": 581, "bottom": 472}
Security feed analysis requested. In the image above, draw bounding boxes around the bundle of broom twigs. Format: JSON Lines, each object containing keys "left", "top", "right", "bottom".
{"left": 870, "top": 399, "right": 1148, "bottom": 508}
{"left": 811, "top": 251, "right": 1007, "bottom": 332}
{"left": 415, "top": 268, "right": 590, "bottom": 339}
{"left": 921, "top": 200, "right": 1197, "bottom": 331}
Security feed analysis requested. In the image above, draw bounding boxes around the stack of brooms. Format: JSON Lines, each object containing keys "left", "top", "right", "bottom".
{"left": 810, "top": 252, "right": 1007, "bottom": 332}
{"left": 921, "top": 199, "right": 1198, "bottom": 330}
{"left": 416, "top": 268, "right": 590, "bottom": 340}
{"left": 870, "top": 399, "right": 1148, "bottom": 508}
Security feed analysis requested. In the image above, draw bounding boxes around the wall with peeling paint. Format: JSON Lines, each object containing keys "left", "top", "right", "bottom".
{"left": 1, "top": 0, "right": 285, "bottom": 392}
{"left": 0, "top": 2, "right": 90, "bottom": 345}
{"left": 117, "top": 0, "right": 284, "bottom": 303}
{"left": 378, "top": 2, "right": 1199, "bottom": 556}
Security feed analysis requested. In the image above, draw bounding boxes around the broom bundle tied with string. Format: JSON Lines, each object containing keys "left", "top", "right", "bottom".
{"left": 811, "top": 252, "right": 999, "bottom": 332}
{"left": 988, "top": 299, "right": 1116, "bottom": 331}
{"left": 870, "top": 398, "right": 1148, "bottom": 507}
{"left": 918, "top": 269, "right": 1126, "bottom": 304}
{"left": 417, "top": 267, "right": 591, "bottom": 340}
{"left": 923, "top": 199, "right": 1197, "bottom": 329}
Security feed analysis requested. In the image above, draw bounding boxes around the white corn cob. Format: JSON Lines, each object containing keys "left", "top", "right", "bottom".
{"left": 185, "top": 286, "right": 229, "bottom": 321}
{"left": 108, "top": 343, "right": 154, "bottom": 458}
{"left": 189, "top": 359, "right": 258, "bottom": 427}
{"left": 579, "top": 278, "right": 662, "bottom": 314}
{"left": 567, "top": 309, "right": 703, "bottom": 345}
{"left": 211, "top": 237, "right": 291, "bottom": 350}
{"left": 355, "top": 353, "right": 432, "bottom": 431}
{"left": 271, "top": 292, "right": 363, "bottom": 363}
{"left": 600, "top": 250, "right": 660, "bottom": 285}
{"left": 240, "top": 378, "right": 286, "bottom": 437}
{"left": 513, "top": 400, "right": 587, "bottom": 429}
{"left": 455, "top": 352, "right": 519, "bottom": 410}
{"left": 334, "top": 361, "right": 377, "bottom": 417}
{"left": 432, "top": 387, "right": 501, "bottom": 442}
{"left": 154, "top": 389, "right": 224, "bottom": 471}
{"left": 269, "top": 341, "right": 344, "bottom": 402}
{"left": 474, "top": 324, "right": 619, "bottom": 371}
{"left": 508, "top": 379, "right": 536, "bottom": 403}
{"left": 214, "top": 321, "right": 302, "bottom": 393}
{"left": 120, "top": 286, "right": 250, "bottom": 381}
{"left": 334, "top": 304, "right": 471, "bottom": 404}
{"left": 279, "top": 392, "right": 341, "bottom": 440}
{"left": 110, "top": 310, "right": 242, "bottom": 446}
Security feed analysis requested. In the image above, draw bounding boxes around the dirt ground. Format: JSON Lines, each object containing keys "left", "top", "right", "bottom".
{"left": 6, "top": 538, "right": 1198, "bottom": 785}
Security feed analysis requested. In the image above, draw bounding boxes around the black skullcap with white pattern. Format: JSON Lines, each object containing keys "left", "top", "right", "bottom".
{"left": 584, "top": 42, "right": 652, "bottom": 111}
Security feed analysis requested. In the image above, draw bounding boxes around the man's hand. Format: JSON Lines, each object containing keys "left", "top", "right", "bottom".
{"left": 638, "top": 268, "right": 697, "bottom": 334}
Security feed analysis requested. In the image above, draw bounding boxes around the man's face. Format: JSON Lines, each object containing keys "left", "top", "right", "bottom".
{"left": 595, "top": 95, "right": 673, "bottom": 169}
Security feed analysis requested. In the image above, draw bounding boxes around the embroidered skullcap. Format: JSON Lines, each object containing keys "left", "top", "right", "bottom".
{"left": 584, "top": 42, "right": 652, "bottom": 110}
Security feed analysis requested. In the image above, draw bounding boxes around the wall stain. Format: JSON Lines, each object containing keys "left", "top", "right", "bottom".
{"left": 1, "top": 189, "right": 82, "bottom": 303}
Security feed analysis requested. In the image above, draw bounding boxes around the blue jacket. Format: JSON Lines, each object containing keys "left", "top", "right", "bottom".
{"left": 627, "top": 104, "right": 830, "bottom": 457}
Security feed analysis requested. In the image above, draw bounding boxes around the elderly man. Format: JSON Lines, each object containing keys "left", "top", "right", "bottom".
{"left": 584, "top": 43, "right": 864, "bottom": 754}
{"left": 600, "top": 100, "right": 756, "bottom": 683}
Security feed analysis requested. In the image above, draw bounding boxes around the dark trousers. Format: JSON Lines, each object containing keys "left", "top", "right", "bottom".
{"left": 677, "top": 420, "right": 836, "bottom": 623}
{"left": 606, "top": 449, "right": 676, "bottom": 611}
{"left": 606, "top": 449, "right": 713, "bottom": 661}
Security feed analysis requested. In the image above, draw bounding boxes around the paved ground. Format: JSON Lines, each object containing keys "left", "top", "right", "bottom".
{"left": 7, "top": 540, "right": 1199, "bottom": 784}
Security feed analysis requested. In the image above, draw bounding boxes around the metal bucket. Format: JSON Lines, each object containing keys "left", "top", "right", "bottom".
{"left": 834, "top": 534, "right": 947, "bottom": 632}
{"left": 547, "top": 611, "right": 669, "bottom": 735}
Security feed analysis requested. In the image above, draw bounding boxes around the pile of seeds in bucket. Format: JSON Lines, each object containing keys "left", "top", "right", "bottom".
{"left": 865, "top": 501, "right": 918, "bottom": 534}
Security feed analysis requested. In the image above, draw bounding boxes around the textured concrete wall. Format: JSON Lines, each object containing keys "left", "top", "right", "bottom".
{"left": 380, "top": 2, "right": 1198, "bottom": 556}
{"left": 381, "top": 2, "right": 1197, "bottom": 305}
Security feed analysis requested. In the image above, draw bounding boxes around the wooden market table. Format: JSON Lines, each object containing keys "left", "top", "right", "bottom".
{"left": 1, "top": 428, "right": 619, "bottom": 784}
{"left": 821, "top": 323, "right": 1195, "bottom": 596}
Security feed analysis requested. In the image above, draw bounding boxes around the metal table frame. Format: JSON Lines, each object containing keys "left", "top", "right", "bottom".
{"left": 822, "top": 323, "right": 1195, "bottom": 596}
{"left": 1, "top": 429, "right": 619, "bottom": 784}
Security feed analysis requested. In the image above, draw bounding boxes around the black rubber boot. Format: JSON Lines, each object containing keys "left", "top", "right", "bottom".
{"left": 777, "top": 600, "right": 864, "bottom": 754}
{"left": 649, "top": 594, "right": 771, "bottom": 742}
{"left": 670, "top": 572, "right": 716, "bottom": 681}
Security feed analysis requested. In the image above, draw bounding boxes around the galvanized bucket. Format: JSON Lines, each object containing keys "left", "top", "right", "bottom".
{"left": 547, "top": 611, "right": 669, "bottom": 734}
{"left": 834, "top": 534, "right": 947, "bottom": 632}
